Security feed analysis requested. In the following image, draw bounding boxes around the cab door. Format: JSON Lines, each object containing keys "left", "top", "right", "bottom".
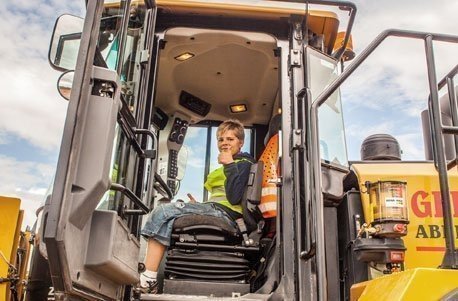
{"left": 44, "top": 0, "right": 157, "bottom": 299}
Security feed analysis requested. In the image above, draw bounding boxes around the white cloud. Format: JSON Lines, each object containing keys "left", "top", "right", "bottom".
{"left": 338, "top": 0, "right": 458, "bottom": 160}
{"left": 0, "top": 132, "right": 10, "bottom": 145}
{"left": 184, "top": 127, "right": 201, "bottom": 140}
{"left": 343, "top": 0, "right": 457, "bottom": 88}
{"left": 0, "top": 1, "right": 83, "bottom": 229}
{"left": 396, "top": 133, "right": 426, "bottom": 160}
{"left": 0, "top": 1, "right": 84, "bottom": 151}
{"left": 184, "top": 146, "right": 206, "bottom": 169}
{"left": 346, "top": 122, "right": 395, "bottom": 141}
{"left": 0, "top": 155, "right": 55, "bottom": 229}
{"left": 345, "top": 119, "right": 427, "bottom": 161}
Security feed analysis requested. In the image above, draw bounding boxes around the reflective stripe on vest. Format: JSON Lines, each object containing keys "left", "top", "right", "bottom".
{"left": 204, "top": 158, "right": 251, "bottom": 214}
{"left": 259, "top": 134, "right": 279, "bottom": 218}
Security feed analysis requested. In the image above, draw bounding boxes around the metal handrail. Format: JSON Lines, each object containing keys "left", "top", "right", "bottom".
{"left": 309, "top": 29, "right": 458, "bottom": 277}
{"left": 444, "top": 69, "right": 458, "bottom": 171}
{"left": 110, "top": 183, "right": 150, "bottom": 214}
{"left": 424, "top": 37, "right": 458, "bottom": 268}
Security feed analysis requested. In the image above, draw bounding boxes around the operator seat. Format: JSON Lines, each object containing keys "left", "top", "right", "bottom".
{"left": 161, "top": 163, "right": 263, "bottom": 296}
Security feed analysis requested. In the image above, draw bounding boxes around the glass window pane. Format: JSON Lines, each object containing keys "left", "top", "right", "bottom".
{"left": 96, "top": 1, "right": 147, "bottom": 211}
{"left": 174, "top": 127, "right": 208, "bottom": 203}
{"left": 97, "top": 125, "right": 129, "bottom": 210}
{"left": 98, "top": 0, "right": 128, "bottom": 70}
{"left": 318, "top": 95, "right": 348, "bottom": 167}
{"left": 57, "top": 38, "right": 81, "bottom": 70}
{"left": 307, "top": 48, "right": 348, "bottom": 167}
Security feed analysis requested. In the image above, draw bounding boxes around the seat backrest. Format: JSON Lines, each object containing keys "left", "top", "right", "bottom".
{"left": 258, "top": 133, "right": 279, "bottom": 219}
{"left": 241, "top": 162, "right": 264, "bottom": 232}
{"left": 241, "top": 114, "right": 281, "bottom": 231}
{"left": 263, "top": 114, "right": 281, "bottom": 145}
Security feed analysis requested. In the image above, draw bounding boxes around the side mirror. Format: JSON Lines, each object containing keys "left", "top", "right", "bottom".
{"left": 57, "top": 70, "right": 75, "bottom": 100}
{"left": 49, "top": 14, "right": 83, "bottom": 71}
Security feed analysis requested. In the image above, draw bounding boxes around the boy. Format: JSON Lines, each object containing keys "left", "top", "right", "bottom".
{"left": 140, "top": 119, "right": 254, "bottom": 293}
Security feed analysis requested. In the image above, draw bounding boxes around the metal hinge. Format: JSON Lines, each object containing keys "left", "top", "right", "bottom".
{"left": 290, "top": 49, "right": 301, "bottom": 67}
{"left": 292, "top": 129, "right": 305, "bottom": 150}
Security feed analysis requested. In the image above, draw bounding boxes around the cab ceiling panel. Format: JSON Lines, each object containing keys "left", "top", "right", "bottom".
{"left": 155, "top": 27, "right": 279, "bottom": 125}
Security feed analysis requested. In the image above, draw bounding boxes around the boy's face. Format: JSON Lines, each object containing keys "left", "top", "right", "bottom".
{"left": 217, "top": 129, "right": 243, "bottom": 156}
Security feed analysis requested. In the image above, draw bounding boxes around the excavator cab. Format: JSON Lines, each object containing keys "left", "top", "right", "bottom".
{"left": 35, "top": 0, "right": 458, "bottom": 300}
{"left": 41, "top": 0, "right": 353, "bottom": 299}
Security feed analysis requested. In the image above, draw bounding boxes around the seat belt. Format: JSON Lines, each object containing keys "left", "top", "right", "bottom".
{"left": 235, "top": 162, "right": 264, "bottom": 247}
{"left": 235, "top": 218, "right": 255, "bottom": 246}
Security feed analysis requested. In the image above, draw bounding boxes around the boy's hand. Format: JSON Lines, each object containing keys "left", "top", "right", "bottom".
{"left": 218, "top": 149, "right": 234, "bottom": 165}
{"left": 187, "top": 193, "right": 197, "bottom": 203}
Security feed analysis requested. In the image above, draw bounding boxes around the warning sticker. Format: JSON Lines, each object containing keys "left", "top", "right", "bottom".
{"left": 159, "top": 162, "right": 167, "bottom": 176}
{"left": 385, "top": 197, "right": 404, "bottom": 208}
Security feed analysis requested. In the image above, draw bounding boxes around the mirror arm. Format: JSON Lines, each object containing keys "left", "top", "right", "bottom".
{"left": 110, "top": 183, "right": 149, "bottom": 214}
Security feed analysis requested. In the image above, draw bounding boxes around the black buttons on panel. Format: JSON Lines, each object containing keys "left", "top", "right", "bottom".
{"left": 167, "top": 180, "right": 176, "bottom": 193}
{"left": 167, "top": 150, "right": 178, "bottom": 192}
{"left": 168, "top": 118, "right": 188, "bottom": 145}
{"left": 168, "top": 150, "right": 178, "bottom": 178}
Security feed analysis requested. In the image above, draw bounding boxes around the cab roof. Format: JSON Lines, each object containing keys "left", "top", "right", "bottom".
{"left": 156, "top": 0, "right": 340, "bottom": 52}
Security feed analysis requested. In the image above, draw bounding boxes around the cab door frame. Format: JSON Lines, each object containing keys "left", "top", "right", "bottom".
{"left": 43, "top": 0, "right": 159, "bottom": 299}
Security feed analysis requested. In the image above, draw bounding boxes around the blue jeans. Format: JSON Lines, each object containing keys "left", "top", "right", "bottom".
{"left": 141, "top": 202, "right": 235, "bottom": 246}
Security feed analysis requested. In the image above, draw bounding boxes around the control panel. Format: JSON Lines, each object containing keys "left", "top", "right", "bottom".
{"left": 168, "top": 117, "right": 188, "bottom": 145}
{"left": 166, "top": 117, "right": 188, "bottom": 192}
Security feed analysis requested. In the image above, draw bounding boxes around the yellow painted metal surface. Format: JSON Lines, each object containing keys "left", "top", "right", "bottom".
{"left": 105, "top": 0, "right": 341, "bottom": 61}
{"left": 156, "top": 0, "right": 338, "bottom": 19}
{"left": 352, "top": 162, "right": 458, "bottom": 268}
{"left": 351, "top": 268, "right": 458, "bottom": 301}
{"left": 0, "top": 196, "right": 21, "bottom": 301}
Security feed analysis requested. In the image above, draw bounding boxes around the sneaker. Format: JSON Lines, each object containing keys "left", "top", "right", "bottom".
{"left": 139, "top": 279, "right": 159, "bottom": 294}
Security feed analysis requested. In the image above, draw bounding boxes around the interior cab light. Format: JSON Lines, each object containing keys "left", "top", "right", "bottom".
{"left": 174, "top": 52, "right": 195, "bottom": 61}
{"left": 230, "top": 104, "right": 247, "bottom": 113}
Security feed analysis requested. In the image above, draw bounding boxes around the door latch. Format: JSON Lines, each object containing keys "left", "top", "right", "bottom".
{"left": 92, "top": 80, "right": 115, "bottom": 98}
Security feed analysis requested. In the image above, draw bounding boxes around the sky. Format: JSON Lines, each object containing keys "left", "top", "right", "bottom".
{"left": 0, "top": 0, "right": 457, "bottom": 229}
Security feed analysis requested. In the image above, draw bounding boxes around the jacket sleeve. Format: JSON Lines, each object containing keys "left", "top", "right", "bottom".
{"left": 223, "top": 160, "right": 253, "bottom": 205}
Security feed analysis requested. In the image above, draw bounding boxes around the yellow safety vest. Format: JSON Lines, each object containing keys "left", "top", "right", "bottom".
{"left": 204, "top": 158, "right": 250, "bottom": 214}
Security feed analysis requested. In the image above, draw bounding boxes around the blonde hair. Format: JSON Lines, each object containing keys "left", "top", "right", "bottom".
{"left": 216, "top": 119, "right": 245, "bottom": 141}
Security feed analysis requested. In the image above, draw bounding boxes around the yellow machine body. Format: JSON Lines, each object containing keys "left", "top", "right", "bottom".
{"left": 0, "top": 196, "right": 22, "bottom": 301}
{"left": 351, "top": 268, "right": 458, "bottom": 301}
{"left": 352, "top": 162, "right": 458, "bottom": 268}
